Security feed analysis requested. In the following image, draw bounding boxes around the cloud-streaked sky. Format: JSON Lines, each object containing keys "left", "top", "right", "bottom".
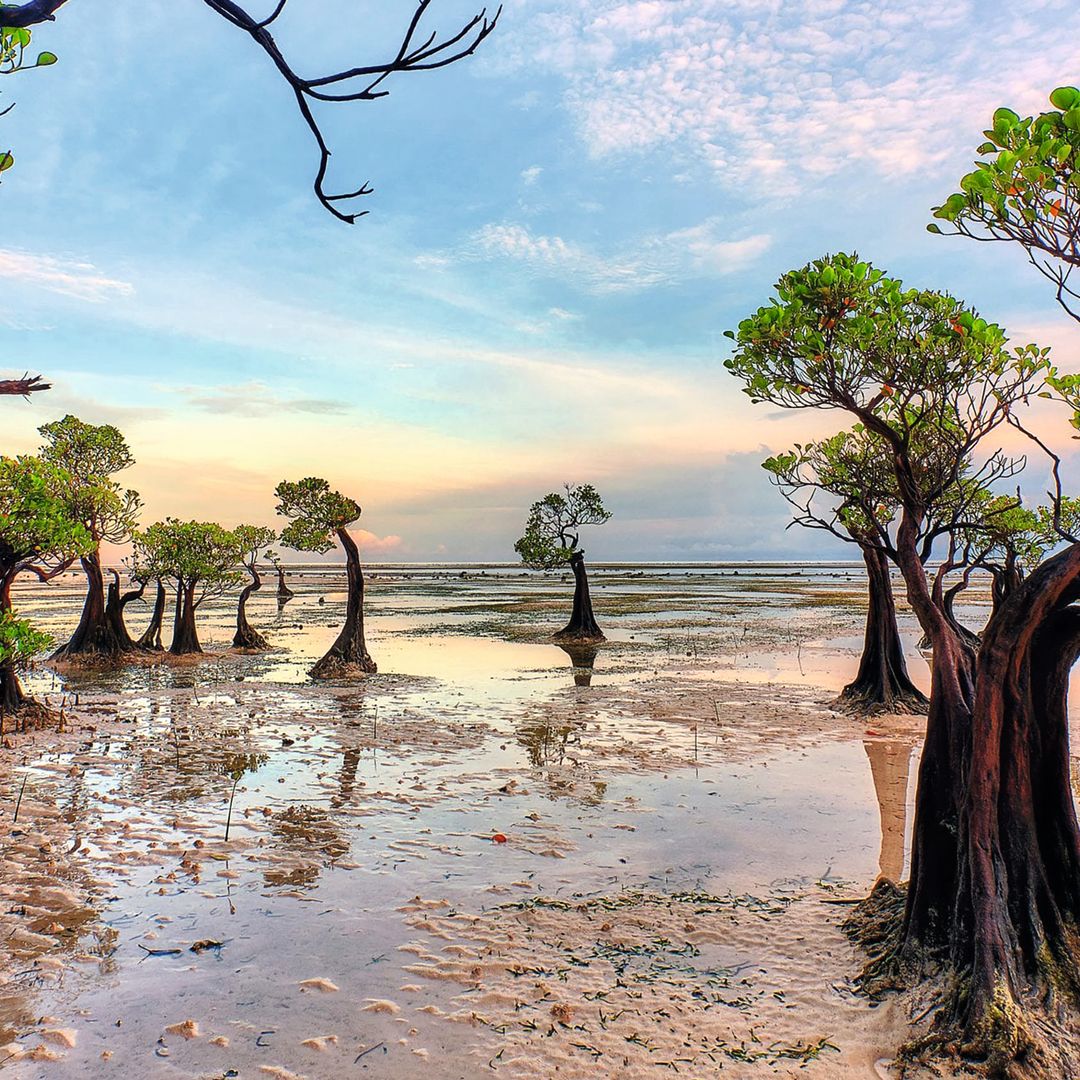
{"left": 2, "top": 0, "right": 1079, "bottom": 561}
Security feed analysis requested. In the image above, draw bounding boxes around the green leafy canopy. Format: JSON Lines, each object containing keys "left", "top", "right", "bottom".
{"left": 275, "top": 477, "right": 361, "bottom": 554}
{"left": 513, "top": 483, "right": 611, "bottom": 570}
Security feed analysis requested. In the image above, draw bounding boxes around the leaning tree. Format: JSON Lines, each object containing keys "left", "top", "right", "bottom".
{"left": 275, "top": 477, "right": 375, "bottom": 677}
{"left": 762, "top": 427, "right": 928, "bottom": 714}
{"left": 0, "top": 455, "right": 90, "bottom": 713}
{"left": 232, "top": 524, "right": 277, "bottom": 650}
{"left": 0, "top": 0, "right": 498, "bottom": 221}
{"left": 514, "top": 483, "right": 611, "bottom": 643}
{"left": 134, "top": 519, "right": 243, "bottom": 655}
{"left": 725, "top": 252, "right": 1069, "bottom": 1070}
{"left": 38, "top": 415, "right": 141, "bottom": 658}
{"left": 266, "top": 550, "right": 294, "bottom": 603}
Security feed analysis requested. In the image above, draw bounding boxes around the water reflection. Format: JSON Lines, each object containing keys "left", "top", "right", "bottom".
{"left": 863, "top": 739, "right": 915, "bottom": 883}
{"left": 556, "top": 643, "right": 600, "bottom": 687}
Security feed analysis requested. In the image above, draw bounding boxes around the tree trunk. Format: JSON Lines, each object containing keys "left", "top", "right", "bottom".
{"left": 0, "top": 659, "right": 27, "bottom": 717}
{"left": 934, "top": 547, "right": 1080, "bottom": 1071}
{"left": 233, "top": 565, "right": 270, "bottom": 650}
{"left": 553, "top": 551, "right": 604, "bottom": 643}
{"left": 837, "top": 545, "right": 927, "bottom": 714}
{"left": 103, "top": 570, "right": 140, "bottom": 652}
{"left": 852, "top": 543, "right": 1080, "bottom": 1075}
{"left": 276, "top": 566, "right": 294, "bottom": 600}
{"left": 888, "top": 512, "right": 978, "bottom": 960}
{"left": 136, "top": 580, "right": 166, "bottom": 651}
{"left": 310, "top": 528, "right": 376, "bottom": 678}
{"left": 53, "top": 549, "right": 137, "bottom": 659}
{"left": 0, "top": 575, "right": 30, "bottom": 718}
{"left": 169, "top": 582, "right": 202, "bottom": 655}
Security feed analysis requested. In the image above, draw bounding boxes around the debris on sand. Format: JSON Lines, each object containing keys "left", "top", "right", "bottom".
{"left": 164, "top": 1019, "right": 200, "bottom": 1039}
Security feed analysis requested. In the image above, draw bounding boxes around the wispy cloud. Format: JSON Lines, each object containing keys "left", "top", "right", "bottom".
{"left": 466, "top": 219, "right": 770, "bottom": 293}
{"left": 0, "top": 248, "right": 133, "bottom": 302}
{"left": 173, "top": 381, "right": 350, "bottom": 418}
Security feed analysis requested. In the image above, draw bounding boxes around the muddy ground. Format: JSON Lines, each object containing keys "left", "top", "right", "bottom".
{"left": 0, "top": 563, "right": 1006, "bottom": 1078}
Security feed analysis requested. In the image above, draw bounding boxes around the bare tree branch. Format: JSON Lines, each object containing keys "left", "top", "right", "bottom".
{"left": 2, "top": 0, "right": 499, "bottom": 222}
{"left": 198, "top": 0, "right": 500, "bottom": 222}
{"left": 0, "top": 373, "right": 50, "bottom": 396}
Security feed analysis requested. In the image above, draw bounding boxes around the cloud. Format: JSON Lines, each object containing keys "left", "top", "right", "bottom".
{"left": 494, "top": 0, "right": 1080, "bottom": 196}
{"left": 173, "top": 381, "right": 350, "bottom": 417}
{"left": 0, "top": 248, "right": 133, "bottom": 302}
{"left": 351, "top": 528, "right": 403, "bottom": 554}
{"left": 467, "top": 219, "right": 770, "bottom": 293}
{"left": 520, "top": 165, "right": 543, "bottom": 186}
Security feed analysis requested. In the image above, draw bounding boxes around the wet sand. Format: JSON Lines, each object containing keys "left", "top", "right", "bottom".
{"left": 0, "top": 564, "right": 994, "bottom": 1077}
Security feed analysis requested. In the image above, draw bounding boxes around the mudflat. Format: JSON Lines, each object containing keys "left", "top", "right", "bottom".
{"left": 0, "top": 563, "right": 995, "bottom": 1078}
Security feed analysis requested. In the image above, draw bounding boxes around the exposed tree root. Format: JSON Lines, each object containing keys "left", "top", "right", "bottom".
{"left": 832, "top": 686, "right": 928, "bottom": 716}
{"left": 844, "top": 881, "right": 1080, "bottom": 1078}
{"left": 309, "top": 655, "right": 377, "bottom": 680}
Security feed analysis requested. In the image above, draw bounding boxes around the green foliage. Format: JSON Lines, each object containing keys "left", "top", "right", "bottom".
{"left": 763, "top": 426, "right": 899, "bottom": 542}
{"left": 233, "top": 524, "right": 278, "bottom": 569}
{"left": 133, "top": 519, "right": 244, "bottom": 603}
{"left": 0, "top": 610, "right": 50, "bottom": 670}
{"left": 974, "top": 494, "right": 1047, "bottom": 570}
{"left": 0, "top": 24, "right": 56, "bottom": 73}
{"left": 38, "top": 415, "right": 141, "bottom": 545}
{"left": 931, "top": 89, "right": 1080, "bottom": 263}
{"left": 513, "top": 483, "right": 611, "bottom": 570}
{"left": 725, "top": 254, "right": 1050, "bottom": 506}
{"left": 275, "top": 477, "right": 360, "bottom": 554}
{"left": 0, "top": 17, "right": 59, "bottom": 181}
{"left": 0, "top": 454, "right": 93, "bottom": 578}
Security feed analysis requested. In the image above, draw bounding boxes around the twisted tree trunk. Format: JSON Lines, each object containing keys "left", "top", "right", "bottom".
{"left": 553, "top": 551, "right": 604, "bottom": 643}
{"left": 0, "top": 660, "right": 27, "bottom": 716}
{"left": 103, "top": 570, "right": 142, "bottom": 652}
{"left": 851, "top": 543, "right": 1080, "bottom": 1074}
{"left": 169, "top": 582, "right": 202, "bottom": 655}
{"left": 233, "top": 564, "right": 269, "bottom": 650}
{"left": 136, "top": 579, "right": 167, "bottom": 651}
{"left": 837, "top": 545, "right": 927, "bottom": 714}
{"left": 53, "top": 549, "right": 137, "bottom": 658}
{"left": 935, "top": 548, "right": 1080, "bottom": 1071}
{"left": 310, "top": 528, "right": 376, "bottom": 678}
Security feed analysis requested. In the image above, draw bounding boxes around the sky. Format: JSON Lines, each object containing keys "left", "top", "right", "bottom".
{"left": 2, "top": 0, "right": 1080, "bottom": 562}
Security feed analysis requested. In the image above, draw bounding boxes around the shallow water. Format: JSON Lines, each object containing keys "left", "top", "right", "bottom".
{"left": 0, "top": 564, "right": 961, "bottom": 1077}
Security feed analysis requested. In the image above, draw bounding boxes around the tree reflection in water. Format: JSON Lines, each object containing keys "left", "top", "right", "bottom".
{"left": 556, "top": 643, "right": 600, "bottom": 688}
{"left": 862, "top": 739, "right": 915, "bottom": 883}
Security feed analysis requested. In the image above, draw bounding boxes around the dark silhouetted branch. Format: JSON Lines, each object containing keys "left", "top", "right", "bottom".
{"left": 198, "top": 0, "right": 500, "bottom": 222}
{"left": 0, "top": 373, "right": 49, "bottom": 396}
